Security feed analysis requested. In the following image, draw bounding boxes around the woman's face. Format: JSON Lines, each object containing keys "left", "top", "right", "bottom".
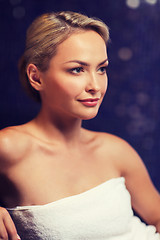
{"left": 39, "top": 30, "right": 108, "bottom": 120}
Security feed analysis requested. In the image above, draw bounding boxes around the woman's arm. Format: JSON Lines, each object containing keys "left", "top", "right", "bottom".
{"left": 156, "top": 221, "right": 160, "bottom": 233}
{"left": 0, "top": 128, "right": 21, "bottom": 240}
{"left": 119, "top": 139, "right": 160, "bottom": 232}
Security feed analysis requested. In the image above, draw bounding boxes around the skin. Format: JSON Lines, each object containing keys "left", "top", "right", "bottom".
{"left": 0, "top": 30, "right": 160, "bottom": 239}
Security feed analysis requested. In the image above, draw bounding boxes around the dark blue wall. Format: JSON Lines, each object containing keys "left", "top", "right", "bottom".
{"left": 0, "top": 0, "right": 160, "bottom": 190}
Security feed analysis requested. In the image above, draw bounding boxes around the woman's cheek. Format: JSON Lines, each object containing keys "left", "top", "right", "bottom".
{"left": 61, "top": 79, "right": 85, "bottom": 96}
{"left": 101, "top": 76, "right": 108, "bottom": 96}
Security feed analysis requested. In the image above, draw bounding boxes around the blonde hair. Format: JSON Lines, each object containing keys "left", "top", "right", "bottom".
{"left": 19, "top": 11, "right": 110, "bottom": 102}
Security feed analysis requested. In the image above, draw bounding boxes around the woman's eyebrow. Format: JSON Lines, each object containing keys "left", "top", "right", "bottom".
{"left": 98, "top": 59, "right": 109, "bottom": 66}
{"left": 63, "top": 59, "right": 108, "bottom": 66}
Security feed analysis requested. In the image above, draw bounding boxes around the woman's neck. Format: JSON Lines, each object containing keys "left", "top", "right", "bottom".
{"left": 32, "top": 109, "right": 83, "bottom": 146}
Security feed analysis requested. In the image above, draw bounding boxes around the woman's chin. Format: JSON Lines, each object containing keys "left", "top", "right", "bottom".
{"left": 79, "top": 111, "right": 99, "bottom": 120}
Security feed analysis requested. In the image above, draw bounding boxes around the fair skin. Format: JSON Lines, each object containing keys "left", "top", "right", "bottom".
{"left": 0, "top": 30, "right": 160, "bottom": 239}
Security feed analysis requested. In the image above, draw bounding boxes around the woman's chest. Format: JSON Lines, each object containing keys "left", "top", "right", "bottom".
{"left": 3, "top": 149, "right": 120, "bottom": 207}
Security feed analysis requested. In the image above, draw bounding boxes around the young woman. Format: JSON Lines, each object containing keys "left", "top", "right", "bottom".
{"left": 0, "top": 11, "right": 160, "bottom": 240}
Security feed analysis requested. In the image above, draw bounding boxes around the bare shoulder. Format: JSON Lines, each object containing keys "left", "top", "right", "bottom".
{"left": 100, "top": 131, "right": 145, "bottom": 172}
{"left": 82, "top": 128, "right": 144, "bottom": 173}
{"left": 88, "top": 130, "right": 153, "bottom": 183}
{"left": 83, "top": 128, "right": 132, "bottom": 152}
{"left": 0, "top": 125, "right": 31, "bottom": 170}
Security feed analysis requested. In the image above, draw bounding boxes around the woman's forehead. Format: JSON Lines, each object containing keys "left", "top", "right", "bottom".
{"left": 53, "top": 31, "right": 107, "bottom": 64}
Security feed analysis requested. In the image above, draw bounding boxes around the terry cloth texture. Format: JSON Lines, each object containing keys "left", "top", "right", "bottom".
{"left": 8, "top": 177, "right": 160, "bottom": 240}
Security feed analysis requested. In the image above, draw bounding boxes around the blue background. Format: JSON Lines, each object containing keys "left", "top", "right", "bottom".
{"left": 0, "top": 0, "right": 160, "bottom": 190}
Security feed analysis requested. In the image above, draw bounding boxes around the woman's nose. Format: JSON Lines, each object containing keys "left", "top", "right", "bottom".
{"left": 85, "top": 73, "right": 101, "bottom": 93}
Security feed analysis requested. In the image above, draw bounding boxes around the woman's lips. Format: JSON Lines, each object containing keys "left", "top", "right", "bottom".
{"left": 78, "top": 98, "right": 100, "bottom": 107}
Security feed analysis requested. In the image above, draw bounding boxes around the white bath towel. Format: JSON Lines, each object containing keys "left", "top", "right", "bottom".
{"left": 8, "top": 177, "right": 160, "bottom": 239}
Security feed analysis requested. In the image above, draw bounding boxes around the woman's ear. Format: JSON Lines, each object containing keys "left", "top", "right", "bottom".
{"left": 27, "top": 64, "right": 43, "bottom": 91}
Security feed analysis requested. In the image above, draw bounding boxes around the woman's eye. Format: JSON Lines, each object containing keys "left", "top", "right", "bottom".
{"left": 98, "top": 66, "right": 108, "bottom": 74}
{"left": 70, "top": 67, "right": 84, "bottom": 74}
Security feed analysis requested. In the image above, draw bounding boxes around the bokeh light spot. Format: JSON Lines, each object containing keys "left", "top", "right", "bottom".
{"left": 126, "top": 0, "right": 140, "bottom": 9}
{"left": 118, "top": 47, "right": 133, "bottom": 61}
{"left": 136, "top": 92, "right": 150, "bottom": 106}
{"left": 13, "top": 6, "right": 25, "bottom": 19}
{"left": 10, "top": 0, "right": 21, "bottom": 5}
{"left": 145, "top": 0, "right": 157, "bottom": 5}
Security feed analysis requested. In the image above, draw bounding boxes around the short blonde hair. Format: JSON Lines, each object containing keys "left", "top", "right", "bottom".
{"left": 19, "top": 11, "right": 110, "bottom": 102}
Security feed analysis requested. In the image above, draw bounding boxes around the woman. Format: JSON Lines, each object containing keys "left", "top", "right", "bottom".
{"left": 0, "top": 11, "right": 160, "bottom": 240}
